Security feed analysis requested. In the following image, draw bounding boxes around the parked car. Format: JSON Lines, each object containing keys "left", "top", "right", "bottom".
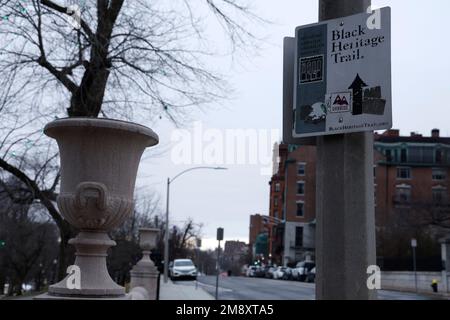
{"left": 272, "top": 267, "right": 287, "bottom": 280}
{"left": 254, "top": 267, "right": 267, "bottom": 278}
{"left": 170, "top": 259, "right": 197, "bottom": 280}
{"left": 246, "top": 266, "right": 258, "bottom": 277}
{"left": 265, "top": 266, "right": 276, "bottom": 279}
{"left": 306, "top": 267, "right": 316, "bottom": 283}
{"left": 282, "top": 267, "right": 294, "bottom": 280}
{"left": 292, "top": 261, "right": 315, "bottom": 281}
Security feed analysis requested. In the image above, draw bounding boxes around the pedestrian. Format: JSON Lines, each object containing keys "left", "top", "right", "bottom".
{"left": 431, "top": 279, "right": 438, "bottom": 293}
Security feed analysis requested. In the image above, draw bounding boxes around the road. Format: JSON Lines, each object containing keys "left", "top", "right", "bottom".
{"left": 173, "top": 276, "right": 442, "bottom": 300}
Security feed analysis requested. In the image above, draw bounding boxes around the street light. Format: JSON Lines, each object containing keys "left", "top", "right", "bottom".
{"left": 163, "top": 166, "right": 227, "bottom": 283}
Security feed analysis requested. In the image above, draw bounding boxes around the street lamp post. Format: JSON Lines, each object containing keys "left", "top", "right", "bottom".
{"left": 163, "top": 167, "right": 227, "bottom": 283}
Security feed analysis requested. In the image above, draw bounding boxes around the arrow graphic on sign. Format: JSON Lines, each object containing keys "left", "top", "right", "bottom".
{"left": 348, "top": 74, "right": 368, "bottom": 115}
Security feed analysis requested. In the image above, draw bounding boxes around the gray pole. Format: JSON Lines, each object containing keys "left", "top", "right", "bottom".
{"left": 163, "top": 178, "right": 170, "bottom": 283}
{"left": 316, "top": 0, "right": 377, "bottom": 300}
{"left": 413, "top": 246, "right": 417, "bottom": 292}
{"left": 215, "top": 240, "right": 221, "bottom": 300}
{"left": 282, "top": 159, "right": 295, "bottom": 267}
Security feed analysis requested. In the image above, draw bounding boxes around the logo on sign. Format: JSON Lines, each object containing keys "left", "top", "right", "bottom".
{"left": 326, "top": 92, "right": 352, "bottom": 113}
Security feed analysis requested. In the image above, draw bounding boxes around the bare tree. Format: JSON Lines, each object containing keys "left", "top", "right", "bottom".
{"left": 107, "top": 194, "right": 204, "bottom": 285}
{"left": 0, "top": 72, "right": 76, "bottom": 281}
{"left": 0, "top": 0, "right": 265, "bottom": 123}
{"left": 0, "top": 176, "right": 59, "bottom": 296}
{"left": 169, "top": 218, "right": 203, "bottom": 260}
{"left": 0, "top": 0, "right": 264, "bottom": 281}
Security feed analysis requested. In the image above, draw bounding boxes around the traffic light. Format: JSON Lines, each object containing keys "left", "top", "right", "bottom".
{"left": 0, "top": 240, "right": 5, "bottom": 247}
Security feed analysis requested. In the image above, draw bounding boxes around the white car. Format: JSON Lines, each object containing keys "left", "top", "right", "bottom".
{"left": 272, "top": 267, "right": 287, "bottom": 280}
{"left": 246, "top": 266, "right": 258, "bottom": 277}
{"left": 292, "top": 261, "right": 315, "bottom": 281}
{"left": 170, "top": 259, "right": 198, "bottom": 280}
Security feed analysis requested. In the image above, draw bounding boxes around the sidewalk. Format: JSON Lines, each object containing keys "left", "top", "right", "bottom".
{"left": 382, "top": 286, "right": 450, "bottom": 300}
{"left": 160, "top": 280, "right": 214, "bottom": 300}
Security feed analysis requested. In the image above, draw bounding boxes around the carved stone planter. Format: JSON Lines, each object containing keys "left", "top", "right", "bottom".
{"left": 130, "top": 228, "right": 160, "bottom": 300}
{"left": 43, "top": 118, "right": 158, "bottom": 298}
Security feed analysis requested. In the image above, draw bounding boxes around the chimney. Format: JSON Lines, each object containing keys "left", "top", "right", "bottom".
{"left": 382, "top": 129, "right": 400, "bottom": 137}
{"left": 432, "top": 129, "right": 440, "bottom": 138}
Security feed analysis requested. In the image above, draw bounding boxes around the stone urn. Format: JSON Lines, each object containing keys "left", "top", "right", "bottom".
{"left": 129, "top": 228, "right": 160, "bottom": 299}
{"left": 43, "top": 118, "right": 158, "bottom": 299}
{"left": 137, "top": 228, "right": 160, "bottom": 266}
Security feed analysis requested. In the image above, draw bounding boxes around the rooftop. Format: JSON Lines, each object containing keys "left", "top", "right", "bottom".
{"left": 375, "top": 129, "right": 450, "bottom": 145}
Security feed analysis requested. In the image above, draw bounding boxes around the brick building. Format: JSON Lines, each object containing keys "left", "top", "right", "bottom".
{"left": 268, "top": 144, "right": 317, "bottom": 266}
{"left": 255, "top": 129, "right": 450, "bottom": 266}
{"left": 374, "top": 129, "right": 450, "bottom": 227}
{"left": 223, "top": 240, "right": 248, "bottom": 274}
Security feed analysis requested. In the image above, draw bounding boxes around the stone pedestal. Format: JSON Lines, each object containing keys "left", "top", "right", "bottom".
{"left": 129, "top": 228, "right": 160, "bottom": 300}
{"left": 130, "top": 255, "right": 159, "bottom": 300}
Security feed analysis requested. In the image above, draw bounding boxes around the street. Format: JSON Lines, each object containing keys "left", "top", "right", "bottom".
{"left": 173, "top": 276, "right": 442, "bottom": 300}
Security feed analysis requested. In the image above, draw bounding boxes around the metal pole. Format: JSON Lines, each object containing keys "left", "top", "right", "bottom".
{"left": 163, "top": 178, "right": 170, "bottom": 283}
{"left": 195, "top": 248, "right": 199, "bottom": 290}
{"left": 156, "top": 272, "right": 161, "bottom": 300}
{"left": 413, "top": 246, "right": 417, "bottom": 292}
{"left": 316, "top": 0, "right": 377, "bottom": 300}
{"left": 282, "top": 160, "right": 294, "bottom": 267}
{"left": 215, "top": 240, "right": 221, "bottom": 300}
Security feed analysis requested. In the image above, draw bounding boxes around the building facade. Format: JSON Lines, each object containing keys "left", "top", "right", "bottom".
{"left": 254, "top": 129, "right": 450, "bottom": 266}
{"left": 374, "top": 129, "right": 450, "bottom": 230}
{"left": 268, "top": 144, "right": 317, "bottom": 266}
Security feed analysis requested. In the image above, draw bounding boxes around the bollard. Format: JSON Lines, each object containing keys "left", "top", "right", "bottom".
{"left": 431, "top": 279, "right": 438, "bottom": 293}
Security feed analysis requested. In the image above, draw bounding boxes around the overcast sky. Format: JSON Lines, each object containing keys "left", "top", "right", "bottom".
{"left": 135, "top": 0, "right": 450, "bottom": 250}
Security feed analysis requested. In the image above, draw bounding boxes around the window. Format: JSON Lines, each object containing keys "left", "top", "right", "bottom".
{"left": 397, "top": 167, "right": 411, "bottom": 180}
{"left": 274, "top": 198, "right": 278, "bottom": 208}
{"left": 432, "top": 187, "right": 447, "bottom": 204}
{"left": 297, "top": 181, "right": 305, "bottom": 195}
{"left": 275, "top": 183, "right": 280, "bottom": 192}
{"left": 298, "top": 163, "right": 306, "bottom": 176}
{"left": 409, "top": 147, "right": 434, "bottom": 163}
{"left": 385, "top": 149, "right": 392, "bottom": 162}
{"left": 296, "top": 202, "right": 304, "bottom": 217}
{"left": 295, "top": 227, "right": 303, "bottom": 247}
{"left": 396, "top": 185, "right": 411, "bottom": 203}
{"left": 400, "top": 149, "right": 407, "bottom": 163}
{"left": 432, "top": 168, "right": 446, "bottom": 181}
{"left": 436, "top": 149, "right": 443, "bottom": 164}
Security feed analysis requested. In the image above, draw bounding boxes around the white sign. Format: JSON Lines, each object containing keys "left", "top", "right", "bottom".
{"left": 411, "top": 239, "right": 417, "bottom": 248}
{"left": 293, "top": 7, "right": 392, "bottom": 138}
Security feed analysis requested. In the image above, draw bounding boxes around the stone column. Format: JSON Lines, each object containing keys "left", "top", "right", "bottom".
{"left": 130, "top": 228, "right": 160, "bottom": 300}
